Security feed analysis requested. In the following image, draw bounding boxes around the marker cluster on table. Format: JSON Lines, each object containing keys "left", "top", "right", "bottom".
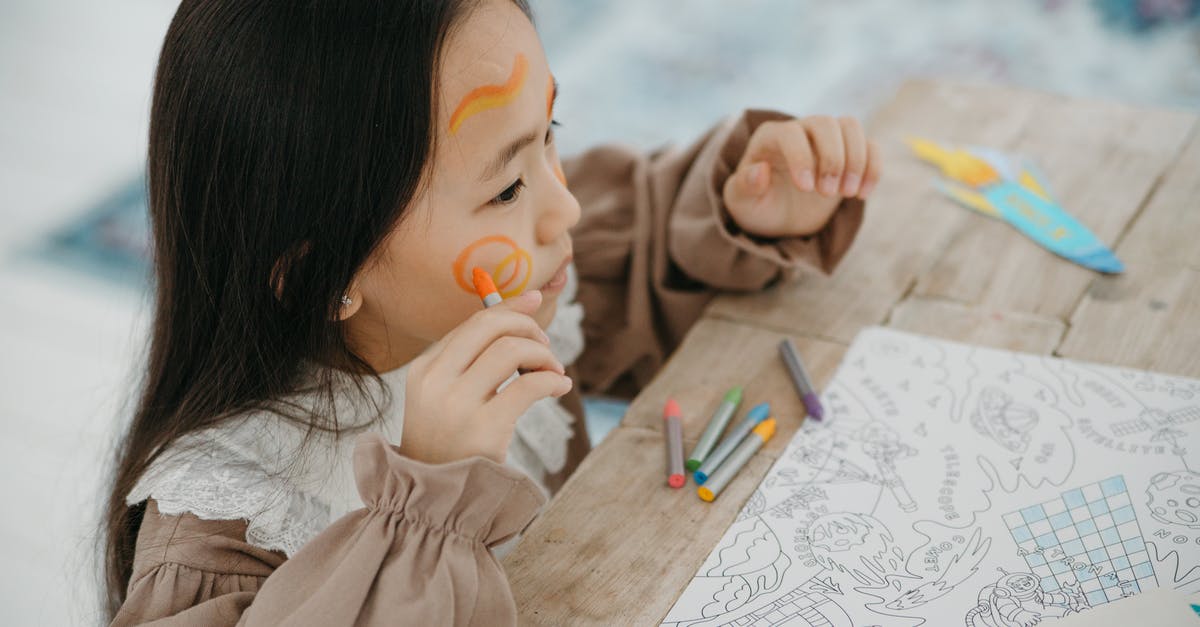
{"left": 663, "top": 339, "right": 824, "bottom": 501}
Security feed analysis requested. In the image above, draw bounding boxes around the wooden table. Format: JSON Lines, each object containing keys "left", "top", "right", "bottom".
{"left": 502, "top": 79, "right": 1200, "bottom": 625}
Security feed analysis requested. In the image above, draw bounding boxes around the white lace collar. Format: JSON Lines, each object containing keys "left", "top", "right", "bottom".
{"left": 127, "top": 265, "right": 585, "bottom": 556}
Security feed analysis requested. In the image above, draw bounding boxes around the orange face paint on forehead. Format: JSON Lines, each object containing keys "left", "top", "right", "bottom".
{"left": 545, "top": 74, "right": 555, "bottom": 120}
{"left": 448, "top": 53, "right": 528, "bottom": 135}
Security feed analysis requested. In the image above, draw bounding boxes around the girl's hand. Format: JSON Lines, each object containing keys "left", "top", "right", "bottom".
{"left": 722, "top": 116, "right": 881, "bottom": 238}
{"left": 399, "top": 290, "right": 572, "bottom": 465}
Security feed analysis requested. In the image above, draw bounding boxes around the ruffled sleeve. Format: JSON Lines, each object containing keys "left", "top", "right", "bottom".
{"left": 112, "top": 433, "right": 546, "bottom": 626}
{"left": 565, "top": 108, "right": 865, "bottom": 393}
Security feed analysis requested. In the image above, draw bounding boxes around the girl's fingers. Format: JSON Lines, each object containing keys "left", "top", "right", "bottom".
{"left": 461, "top": 335, "right": 564, "bottom": 400}
{"left": 860, "top": 140, "right": 882, "bottom": 199}
{"left": 771, "top": 122, "right": 817, "bottom": 192}
{"left": 801, "top": 116, "right": 845, "bottom": 197}
{"left": 484, "top": 370, "right": 574, "bottom": 425}
{"left": 432, "top": 292, "right": 548, "bottom": 376}
{"left": 838, "top": 117, "right": 867, "bottom": 197}
{"left": 744, "top": 120, "right": 815, "bottom": 192}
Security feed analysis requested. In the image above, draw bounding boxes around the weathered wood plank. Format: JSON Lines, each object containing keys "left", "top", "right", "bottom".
{"left": 620, "top": 316, "right": 846, "bottom": 459}
{"left": 1058, "top": 126, "right": 1200, "bottom": 377}
{"left": 1058, "top": 262, "right": 1200, "bottom": 378}
{"left": 887, "top": 296, "right": 1066, "bottom": 354}
{"left": 1109, "top": 124, "right": 1200, "bottom": 268}
{"left": 503, "top": 426, "right": 776, "bottom": 626}
{"left": 913, "top": 92, "right": 1196, "bottom": 318}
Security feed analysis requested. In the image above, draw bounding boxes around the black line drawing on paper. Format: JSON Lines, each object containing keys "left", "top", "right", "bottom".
{"left": 736, "top": 489, "right": 767, "bottom": 522}
{"left": 1151, "top": 428, "right": 1190, "bottom": 458}
{"left": 887, "top": 527, "right": 992, "bottom": 610}
{"left": 858, "top": 422, "right": 920, "bottom": 513}
{"left": 1040, "top": 357, "right": 1086, "bottom": 408}
{"left": 660, "top": 515, "right": 794, "bottom": 625}
{"left": 809, "top": 576, "right": 843, "bottom": 596}
{"left": 970, "top": 388, "right": 1039, "bottom": 454}
{"left": 1148, "top": 540, "right": 1200, "bottom": 593}
{"left": 718, "top": 587, "right": 853, "bottom": 627}
{"left": 663, "top": 328, "right": 1200, "bottom": 627}
{"left": 806, "top": 512, "right": 910, "bottom": 588}
{"left": 963, "top": 568, "right": 1090, "bottom": 627}
{"left": 947, "top": 348, "right": 981, "bottom": 426}
{"left": 764, "top": 486, "right": 828, "bottom": 521}
{"left": 969, "top": 359, "right": 1078, "bottom": 496}
{"left": 784, "top": 425, "right": 875, "bottom": 486}
{"left": 1122, "top": 370, "right": 1200, "bottom": 400}
{"left": 1111, "top": 405, "right": 1200, "bottom": 438}
{"left": 1145, "top": 469, "right": 1200, "bottom": 529}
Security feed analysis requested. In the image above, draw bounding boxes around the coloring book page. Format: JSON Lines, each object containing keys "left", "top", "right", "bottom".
{"left": 663, "top": 327, "right": 1200, "bottom": 626}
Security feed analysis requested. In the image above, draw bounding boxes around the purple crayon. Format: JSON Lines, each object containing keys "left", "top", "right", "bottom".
{"left": 778, "top": 339, "right": 824, "bottom": 421}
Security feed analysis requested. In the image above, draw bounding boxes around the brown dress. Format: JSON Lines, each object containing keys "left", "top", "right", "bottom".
{"left": 112, "top": 109, "right": 865, "bottom": 625}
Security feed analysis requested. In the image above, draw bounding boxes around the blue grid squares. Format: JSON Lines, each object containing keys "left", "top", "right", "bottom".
{"left": 1003, "top": 475, "right": 1158, "bottom": 608}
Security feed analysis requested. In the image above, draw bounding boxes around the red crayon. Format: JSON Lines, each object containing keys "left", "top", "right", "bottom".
{"left": 664, "top": 398, "right": 685, "bottom": 489}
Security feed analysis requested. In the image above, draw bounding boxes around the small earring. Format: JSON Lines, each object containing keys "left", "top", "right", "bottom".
{"left": 340, "top": 295, "right": 353, "bottom": 306}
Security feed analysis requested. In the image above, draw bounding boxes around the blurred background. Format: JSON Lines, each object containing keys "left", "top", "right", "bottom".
{"left": 0, "top": 0, "right": 1197, "bottom": 623}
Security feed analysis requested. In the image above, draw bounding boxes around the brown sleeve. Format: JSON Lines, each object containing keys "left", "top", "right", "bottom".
{"left": 112, "top": 433, "right": 545, "bottom": 626}
{"left": 565, "top": 109, "right": 865, "bottom": 395}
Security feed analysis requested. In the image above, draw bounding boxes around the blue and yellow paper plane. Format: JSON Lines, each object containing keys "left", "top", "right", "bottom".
{"left": 908, "top": 137, "right": 1124, "bottom": 274}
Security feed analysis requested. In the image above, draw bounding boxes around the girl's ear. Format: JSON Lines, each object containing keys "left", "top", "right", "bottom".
{"left": 336, "top": 283, "right": 363, "bottom": 321}
{"left": 270, "top": 241, "right": 313, "bottom": 301}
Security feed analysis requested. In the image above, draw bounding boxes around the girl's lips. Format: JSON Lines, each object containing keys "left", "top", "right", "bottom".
{"left": 540, "top": 257, "right": 571, "bottom": 292}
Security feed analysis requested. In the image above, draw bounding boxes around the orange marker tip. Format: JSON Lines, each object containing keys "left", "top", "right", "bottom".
{"left": 698, "top": 487, "right": 715, "bottom": 502}
{"left": 753, "top": 418, "right": 778, "bottom": 441}
{"left": 668, "top": 474, "right": 685, "bottom": 489}
{"left": 664, "top": 398, "right": 681, "bottom": 419}
{"left": 472, "top": 267, "right": 497, "bottom": 297}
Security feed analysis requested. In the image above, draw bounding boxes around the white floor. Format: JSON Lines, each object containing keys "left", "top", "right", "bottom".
{"left": 1, "top": 3, "right": 174, "bottom": 624}
{"left": 1, "top": 1, "right": 1196, "bottom": 625}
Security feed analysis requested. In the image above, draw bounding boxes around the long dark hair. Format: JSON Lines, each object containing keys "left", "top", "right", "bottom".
{"left": 102, "top": 0, "right": 532, "bottom": 617}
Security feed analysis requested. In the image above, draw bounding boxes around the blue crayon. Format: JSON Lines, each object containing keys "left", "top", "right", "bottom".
{"left": 694, "top": 402, "right": 770, "bottom": 485}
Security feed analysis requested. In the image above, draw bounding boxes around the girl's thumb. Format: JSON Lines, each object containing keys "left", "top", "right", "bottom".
{"left": 734, "top": 161, "right": 770, "bottom": 199}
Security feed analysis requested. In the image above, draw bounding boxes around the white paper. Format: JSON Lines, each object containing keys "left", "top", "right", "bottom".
{"left": 663, "top": 327, "right": 1200, "bottom": 626}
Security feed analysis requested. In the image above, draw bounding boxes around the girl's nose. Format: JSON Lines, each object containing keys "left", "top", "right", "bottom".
{"left": 535, "top": 159, "right": 581, "bottom": 245}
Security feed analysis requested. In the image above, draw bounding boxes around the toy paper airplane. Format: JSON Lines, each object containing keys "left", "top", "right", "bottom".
{"left": 908, "top": 137, "right": 1124, "bottom": 274}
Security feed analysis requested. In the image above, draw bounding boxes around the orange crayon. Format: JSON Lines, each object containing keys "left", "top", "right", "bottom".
{"left": 472, "top": 267, "right": 502, "bottom": 307}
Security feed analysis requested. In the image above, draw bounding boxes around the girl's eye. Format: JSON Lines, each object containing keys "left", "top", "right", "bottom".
{"left": 485, "top": 121, "right": 560, "bottom": 208}
{"left": 490, "top": 179, "right": 525, "bottom": 206}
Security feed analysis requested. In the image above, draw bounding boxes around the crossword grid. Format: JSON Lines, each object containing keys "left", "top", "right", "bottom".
{"left": 1002, "top": 475, "right": 1158, "bottom": 607}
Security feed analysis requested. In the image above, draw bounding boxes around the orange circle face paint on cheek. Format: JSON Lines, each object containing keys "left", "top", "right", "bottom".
{"left": 452, "top": 235, "right": 534, "bottom": 299}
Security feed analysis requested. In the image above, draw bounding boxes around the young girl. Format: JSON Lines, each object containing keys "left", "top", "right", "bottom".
{"left": 103, "top": 0, "right": 879, "bottom": 624}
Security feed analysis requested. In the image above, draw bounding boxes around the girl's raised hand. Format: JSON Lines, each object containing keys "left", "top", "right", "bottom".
{"left": 722, "top": 115, "right": 881, "bottom": 238}
{"left": 398, "top": 290, "right": 572, "bottom": 465}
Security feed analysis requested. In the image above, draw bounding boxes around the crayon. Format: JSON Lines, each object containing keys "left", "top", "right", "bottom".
{"left": 694, "top": 402, "right": 769, "bottom": 485}
{"left": 664, "top": 398, "right": 685, "bottom": 488}
{"left": 686, "top": 386, "right": 742, "bottom": 472}
{"left": 473, "top": 266, "right": 530, "bottom": 375}
{"left": 698, "top": 418, "right": 776, "bottom": 502}
{"left": 779, "top": 339, "right": 824, "bottom": 420}
{"left": 472, "top": 267, "right": 504, "bottom": 307}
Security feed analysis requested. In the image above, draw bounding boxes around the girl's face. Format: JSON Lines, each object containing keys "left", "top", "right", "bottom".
{"left": 345, "top": 0, "right": 580, "bottom": 372}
